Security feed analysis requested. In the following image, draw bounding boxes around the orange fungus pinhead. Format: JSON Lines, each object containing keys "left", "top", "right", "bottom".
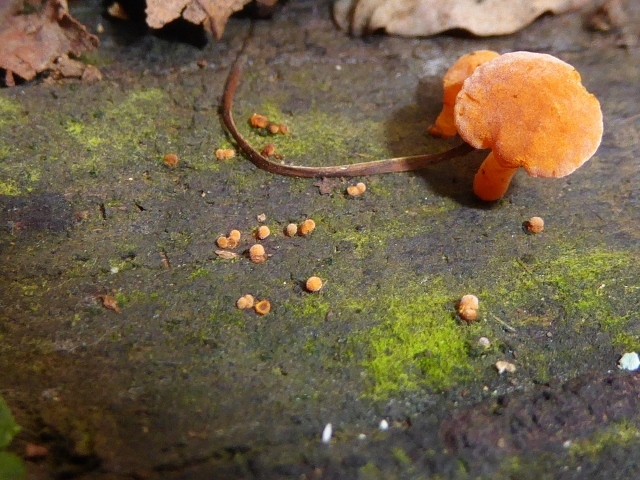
{"left": 254, "top": 299, "right": 271, "bottom": 315}
{"left": 305, "top": 276, "right": 323, "bottom": 292}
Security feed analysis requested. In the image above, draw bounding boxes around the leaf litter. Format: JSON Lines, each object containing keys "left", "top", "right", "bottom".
{"left": 0, "top": 0, "right": 100, "bottom": 86}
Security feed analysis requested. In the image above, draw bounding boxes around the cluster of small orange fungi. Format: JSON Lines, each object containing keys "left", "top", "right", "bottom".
{"left": 347, "top": 182, "right": 367, "bottom": 197}
{"left": 163, "top": 153, "right": 179, "bottom": 168}
{"left": 249, "top": 113, "right": 289, "bottom": 135}
{"left": 458, "top": 294, "right": 479, "bottom": 323}
{"left": 215, "top": 148, "right": 236, "bottom": 160}
{"left": 283, "top": 218, "right": 316, "bottom": 237}
{"left": 225, "top": 216, "right": 320, "bottom": 312}
{"left": 525, "top": 216, "right": 544, "bottom": 234}
{"left": 217, "top": 229, "right": 241, "bottom": 249}
{"left": 236, "top": 294, "right": 271, "bottom": 315}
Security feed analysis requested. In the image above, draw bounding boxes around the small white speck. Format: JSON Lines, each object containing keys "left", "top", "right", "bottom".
{"left": 357, "top": 433, "right": 366, "bottom": 440}
{"left": 110, "top": 267, "right": 119, "bottom": 274}
{"left": 322, "top": 423, "right": 332, "bottom": 443}
{"left": 335, "top": 65, "right": 342, "bottom": 71}
{"left": 478, "top": 337, "right": 491, "bottom": 349}
{"left": 128, "top": 177, "right": 133, "bottom": 181}
{"left": 618, "top": 352, "right": 640, "bottom": 371}
{"left": 563, "top": 440, "right": 572, "bottom": 448}
{"left": 379, "top": 419, "right": 389, "bottom": 431}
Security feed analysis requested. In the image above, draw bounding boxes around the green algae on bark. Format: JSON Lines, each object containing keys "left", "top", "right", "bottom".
{"left": 568, "top": 421, "right": 640, "bottom": 460}
{"left": 486, "top": 248, "right": 637, "bottom": 342}
{"left": 0, "top": 97, "right": 29, "bottom": 195}
{"left": 64, "top": 88, "right": 169, "bottom": 174}
{"left": 0, "top": 97, "right": 22, "bottom": 129}
{"left": 238, "top": 101, "right": 391, "bottom": 167}
{"left": 348, "top": 283, "right": 473, "bottom": 399}
{"left": 497, "top": 422, "right": 640, "bottom": 478}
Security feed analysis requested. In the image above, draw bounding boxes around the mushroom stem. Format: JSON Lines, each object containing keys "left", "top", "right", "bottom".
{"left": 473, "top": 152, "right": 518, "bottom": 201}
{"left": 428, "top": 103, "right": 457, "bottom": 138}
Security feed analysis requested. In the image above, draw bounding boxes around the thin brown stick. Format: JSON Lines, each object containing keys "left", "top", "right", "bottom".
{"left": 221, "top": 61, "right": 475, "bottom": 178}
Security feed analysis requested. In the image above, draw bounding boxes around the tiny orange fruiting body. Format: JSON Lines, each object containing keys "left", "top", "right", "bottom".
{"left": 267, "top": 123, "right": 280, "bottom": 134}
{"left": 236, "top": 294, "right": 255, "bottom": 309}
{"left": 306, "top": 276, "right": 323, "bottom": 292}
{"left": 525, "top": 216, "right": 544, "bottom": 234}
{"left": 250, "top": 113, "right": 269, "bottom": 129}
{"left": 256, "top": 225, "right": 271, "bottom": 239}
{"left": 249, "top": 244, "right": 267, "bottom": 263}
{"left": 299, "top": 219, "right": 316, "bottom": 236}
{"left": 163, "top": 153, "right": 179, "bottom": 168}
{"left": 458, "top": 294, "right": 479, "bottom": 323}
{"left": 216, "top": 236, "right": 229, "bottom": 249}
{"left": 254, "top": 299, "right": 271, "bottom": 315}
{"left": 261, "top": 144, "right": 276, "bottom": 156}
{"left": 285, "top": 223, "right": 298, "bottom": 237}
{"left": 215, "top": 148, "right": 236, "bottom": 160}
{"left": 347, "top": 182, "right": 367, "bottom": 196}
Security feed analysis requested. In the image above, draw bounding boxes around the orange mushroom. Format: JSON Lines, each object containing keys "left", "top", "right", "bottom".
{"left": 428, "top": 50, "right": 500, "bottom": 138}
{"left": 454, "top": 52, "right": 603, "bottom": 201}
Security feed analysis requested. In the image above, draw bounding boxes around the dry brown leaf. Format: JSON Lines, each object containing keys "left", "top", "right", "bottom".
{"left": 98, "top": 294, "right": 121, "bottom": 313}
{"left": 146, "top": 0, "right": 278, "bottom": 39}
{"left": 587, "top": 0, "right": 636, "bottom": 46}
{"left": 334, "top": 0, "right": 594, "bottom": 37}
{"left": 215, "top": 249, "right": 239, "bottom": 259}
{"left": 0, "top": 0, "right": 99, "bottom": 85}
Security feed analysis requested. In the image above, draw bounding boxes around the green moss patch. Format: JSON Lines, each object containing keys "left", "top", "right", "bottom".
{"left": 0, "top": 97, "right": 22, "bottom": 129}
{"left": 65, "top": 88, "right": 169, "bottom": 175}
{"left": 240, "top": 101, "right": 389, "bottom": 167}
{"left": 349, "top": 283, "right": 472, "bottom": 399}
{"left": 0, "top": 97, "right": 27, "bottom": 195}
{"left": 569, "top": 421, "right": 640, "bottom": 460}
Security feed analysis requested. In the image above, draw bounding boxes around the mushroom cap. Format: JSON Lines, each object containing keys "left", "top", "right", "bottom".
{"left": 429, "top": 50, "right": 499, "bottom": 138}
{"left": 454, "top": 52, "right": 603, "bottom": 178}
{"left": 441, "top": 50, "right": 500, "bottom": 106}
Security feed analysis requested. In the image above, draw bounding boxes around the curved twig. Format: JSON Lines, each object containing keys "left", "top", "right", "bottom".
{"left": 221, "top": 60, "right": 475, "bottom": 178}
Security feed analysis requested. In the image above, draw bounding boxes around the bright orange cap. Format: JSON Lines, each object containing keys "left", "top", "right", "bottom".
{"left": 428, "top": 50, "right": 500, "bottom": 138}
{"left": 454, "top": 52, "right": 603, "bottom": 201}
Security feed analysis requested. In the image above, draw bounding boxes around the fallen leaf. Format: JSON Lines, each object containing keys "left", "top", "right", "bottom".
{"left": 107, "top": 1, "right": 129, "bottom": 20}
{"left": 145, "top": 0, "right": 278, "bottom": 39}
{"left": 25, "top": 443, "right": 49, "bottom": 459}
{"left": 334, "top": 0, "right": 594, "bottom": 37}
{"left": 0, "top": 0, "right": 99, "bottom": 85}
{"left": 98, "top": 294, "right": 121, "bottom": 313}
{"left": 587, "top": 0, "right": 636, "bottom": 47}
{"left": 215, "top": 250, "right": 239, "bottom": 259}
{"left": 495, "top": 360, "right": 516, "bottom": 374}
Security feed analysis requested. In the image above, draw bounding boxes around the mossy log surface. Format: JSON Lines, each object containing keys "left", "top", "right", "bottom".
{"left": 1, "top": 1, "right": 640, "bottom": 478}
